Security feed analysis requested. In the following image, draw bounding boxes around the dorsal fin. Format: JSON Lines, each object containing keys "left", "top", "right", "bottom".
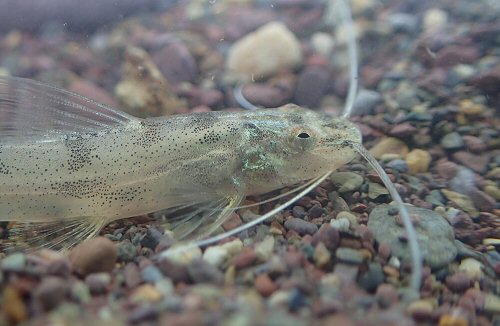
{"left": 0, "top": 76, "right": 138, "bottom": 143}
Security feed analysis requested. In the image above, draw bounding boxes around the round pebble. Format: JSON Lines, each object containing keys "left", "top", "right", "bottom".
{"left": 284, "top": 218, "right": 318, "bottom": 236}
{"left": 405, "top": 149, "right": 431, "bottom": 174}
{"left": 69, "top": 237, "right": 117, "bottom": 276}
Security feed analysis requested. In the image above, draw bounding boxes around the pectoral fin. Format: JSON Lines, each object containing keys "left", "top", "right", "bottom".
{"left": 161, "top": 193, "right": 244, "bottom": 241}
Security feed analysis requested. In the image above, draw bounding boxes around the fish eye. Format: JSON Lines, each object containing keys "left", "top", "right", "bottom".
{"left": 297, "top": 132, "right": 310, "bottom": 139}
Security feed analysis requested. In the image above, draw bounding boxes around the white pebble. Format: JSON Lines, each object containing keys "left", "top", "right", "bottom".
{"left": 423, "top": 8, "right": 448, "bottom": 33}
{"left": 255, "top": 236, "right": 275, "bottom": 261}
{"left": 330, "top": 217, "right": 350, "bottom": 232}
{"left": 458, "top": 258, "right": 484, "bottom": 279}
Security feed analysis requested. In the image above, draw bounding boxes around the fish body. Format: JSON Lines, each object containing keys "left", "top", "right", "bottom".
{"left": 0, "top": 77, "right": 360, "bottom": 247}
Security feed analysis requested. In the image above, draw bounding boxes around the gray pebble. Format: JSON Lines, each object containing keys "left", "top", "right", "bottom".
{"left": 441, "top": 132, "right": 464, "bottom": 150}
{"left": 85, "top": 273, "right": 111, "bottom": 294}
{"left": 386, "top": 159, "right": 408, "bottom": 173}
{"left": 187, "top": 259, "right": 224, "bottom": 284}
{"left": 141, "top": 265, "right": 164, "bottom": 284}
{"left": 117, "top": 240, "right": 137, "bottom": 262}
{"left": 335, "top": 247, "right": 364, "bottom": 265}
{"left": 352, "top": 89, "right": 383, "bottom": 116}
{"left": 395, "top": 88, "right": 420, "bottom": 111}
{"left": 1, "top": 253, "right": 26, "bottom": 271}
{"left": 284, "top": 218, "right": 318, "bottom": 236}
{"left": 359, "top": 263, "right": 385, "bottom": 292}
{"left": 388, "top": 13, "right": 419, "bottom": 34}
{"left": 330, "top": 172, "right": 364, "bottom": 193}
{"left": 140, "top": 227, "right": 164, "bottom": 250}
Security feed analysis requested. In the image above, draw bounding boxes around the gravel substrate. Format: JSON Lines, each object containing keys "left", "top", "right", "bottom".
{"left": 0, "top": 0, "right": 499, "bottom": 325}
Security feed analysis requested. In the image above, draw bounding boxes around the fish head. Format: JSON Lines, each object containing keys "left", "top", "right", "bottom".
{"left": 240, "top": 104, "right": 362, "bottom": 194}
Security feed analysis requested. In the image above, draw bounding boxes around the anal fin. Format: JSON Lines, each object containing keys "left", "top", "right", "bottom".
{"left": 3, "top": 216, "right": 109, "bottom": 252}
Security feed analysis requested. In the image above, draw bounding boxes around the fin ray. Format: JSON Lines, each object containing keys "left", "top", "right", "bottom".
{"left": 0, "top": 76, "right": 137, "bottom": 143}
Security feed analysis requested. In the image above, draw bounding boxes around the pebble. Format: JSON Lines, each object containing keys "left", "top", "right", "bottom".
{"left": 116, "top": 240, "right": 137, "bottom": 262}
{"left": 335, "top": 247, "right": 364, "bottom": 265}
{"left": 255, "top": 236, "right": 275, "bottom": 261}
{"left": 284, "top": 218, "right": 318, "bottom": 236}
{"left": 2, "top": 286, "right": 27, "bottom": 323}
{"left": 369, "top": 137, "right": 409, "bottom": 159}
{"left": 446, "top": 272, "right": 472, "bottom": 292}
{"left": 203, "top": 238, "right": 243, "bottom": 267}
{"left": 254, "top": 274, "right": 278, "bottom": 297}
{"left": 294, "top": 65, "right": 330, "bottom": 108}
{"left": 187, "top": 259, "right": 224, "bottom": 284}
{"left": 140, "top": 227, "right": 164, "bottom": 251}
{"left": 368, "top": 204, "right": 458, "bottom": 268}
{"left": 314, "top": 242, "right": 331, "bottom": 267}
{"left": 124, "top": 263, "right": 142, "bottom": 288}
{"left": 311, "top": 32, "right": 334, "bottom": 57}
{"left": 388, "top": 13, "right": 419, "bottom": 34}
{"left": 336, "top": 211, "right": 359, "bottom": 227}
{"left": 71, "top": 281, "right": 91, "bottom": 304}
{"left": 330, "top": 217, "right": 350, "bottom": 232}
{"left": 156, "top": 258, "right": 190, "bottom": 283}
{"left": 485, "top": 185, "right": 500, "bottom": 201}
{"left": 359, "top": 263, "right": 385, "bottom": 293}
{"left": 141, "top": 265, "right": 164, "bottom": 284}
{"left": 484, "top": 294, "right": 500, "bottom": 314}
{"left": 242, "top": 82, "right": 292, "bottom": 108}
{"left": 405, "top": 149, "right": 432, "bottom": 174}
{"left": 453, "top": 151, "right": 489, "bottom": 173}
{"left": 311, "top": 225, "right": 340, "bottom": 251}
{"left": 441, "top": 132, "right": 464, "bottom": 150}
{"left": 423, "top": 8, "right": 448, "bottom": 33}
{"left": 226, "top": 22, "right": 302, "bottom": 79}
{"left": 131, "top": 284, "right": 163, "bottom": 303}
{"left": 375, "top": 284, "right": 398, "bottom": 308}
{"left": 389, "top": 123, "right": 417, "bottom": 138}
{"left": 85, "top": 272, "right": 111, "bottom": 294}
{"left": 441, "top": 189, "right": 479, "bottom": 216}
{"left": 160, "top": 245, "right": 202, "bottom": 265}
{"left": 438, "top": 314, "right": 469, "bottom": 326}
{"left": 458, "top": 258, "right": 484, "bottom": 279}
{"left": 407, "top": 299, "right": 435, "bottom": 319}
{"left": 329, "top": 172, "right": 364, "bottom": 193}
{"left": 1, "top": 253, "right": 27, "bottom": 271}
{"left": 152, "top": 41, "right": 198, "bottom": 84}
{"left": 367, "top": 182, "right": 389, "bottom": 199}
{"left": 115, "top": 46, "right": 184, "bottom": 117}
{"left": 33, "top": 276, "right": 70, "bottom": 311}
{"left": 386, "top": 159, "right": 409, "bottom": 172}
{"left": 69, "top": 237, "right": 117, "bottom": 276}
{"left": 352, "top": 89, "right": 382, "bottom": 116}
{"left": 468, "top": 188, "right": 496, "bottom": 212}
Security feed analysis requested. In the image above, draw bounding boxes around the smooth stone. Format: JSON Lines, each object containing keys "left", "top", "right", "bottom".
{"left": 187, "top": 259, "right": 224, "bottom": 284}
{"left": 405, "top": 149, "right": 431, "bottom": 174}
{"left": 352, "top": 89, "right": 382, "bottom": 115}
{"left": 441, "top": 189, "right": 479, "bottom": 216}
{"left": 330, "top": 217, "right": 350, "bottom": 232}
{"left": 386, "top": 159, "right": 409, "bottom": 173}
{"left": 1, "top": 253, "right": 27, "bottom": 271}
{"left": 255, "top": 236, "right": 275, "bottom": 261}
{"left": 141, "top": 265, "right": 164, "bottom": 284}
{"left": 367, "top": 182, "right": 389, "bottom": 199}
{"left": 423, "top": 8, "right": 448, "bottom": 33}
{"left": 203, "top": 238, "right": 243, "bottom": 267}
{"left": 314, "top": 242, "right": 331, "bottom": 267}
{"left": 226, "top": 22, "right": 302, "bottom": 79}
{"left": 335, "top": 247, "right": 364, "bottom": 264}
{"left": 458, "top": 258, "right": 484, "bottom": 279}
{"left": 330, "top": 172, "right": 364, "bottom": 193}
{"left": 368, "top": 204, "right": 457, "bottom": 269}
{"left": 69, "top": 237, "right": 117, "bottom": 276}
{"left": 359, "top": 263, "right": 385, "bottom": 292}
{"left": 441, "top": 132, "right": 464, "bottom": 150}
{"left": 369, "top": 137, "right": 409, "bottom": 159}
{"left": 33, "top": 277, "right": 69, "bottom": 311}
{"left": 284, "top": 218, "right": 318, "bottom": 236}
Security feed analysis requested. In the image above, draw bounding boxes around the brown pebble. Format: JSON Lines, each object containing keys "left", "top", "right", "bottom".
{"left": 376, "top": 284, "right": 398, "bottom": 308}
{"left": 389, "top": 123, "right": 417, "bottom": 138}
{"left": 311, "top": 224, "right": 339, "bottom": 251}
{"left": 446, "top": 272, "right": 472, "bottom": 293}
{"left": 378, "top": 243, "right": 392, "bottom": 261}
{"left": 222, "top": 212, "right": 243, "bottom": 231}
{"left": 254, "top": 274, "right": 278, "bottom": 297}
{"left": 69, "top": 237, "right": 117, "bottom": 276}
{"left": 438, "top": 313, "right": 469, "bottom": 326}
{"left": 124, "top": 262, "right": 142, "bottom": 288}
{"left": 435, "top": 159, "right": 459, "bottom": 179}
{"left": 468, "top": 188, "right": 496, "bottom": 212}
{"left": 233, "top": 249, "right": 257, "bottom": 269}
{"left": 453, "top": 151, "right": 489, "bottom": 173}
{"left": 33, "top": 276, "right": 70, "bottom": 311}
